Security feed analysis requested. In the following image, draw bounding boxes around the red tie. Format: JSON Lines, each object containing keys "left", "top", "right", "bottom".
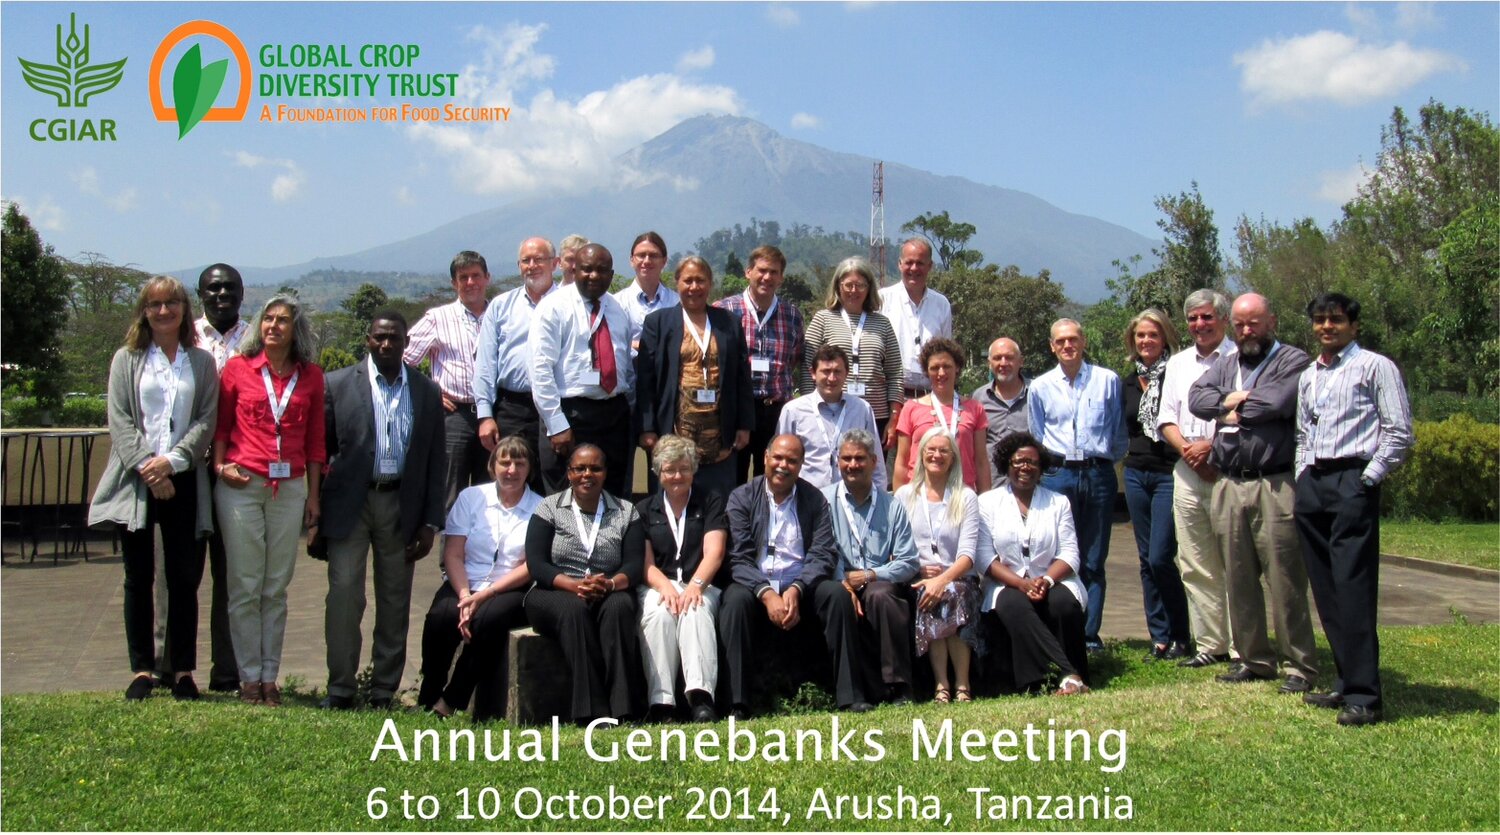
{"left": 590, "top": 300, "right": 617, "bottom": 394}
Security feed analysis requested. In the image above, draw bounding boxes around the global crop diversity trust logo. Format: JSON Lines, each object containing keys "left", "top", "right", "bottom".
{"left": 149, "top": 20, "right": 252, "bottom": 139}
{"left": 17, "top": 12, "right": 126, "bottom": 141}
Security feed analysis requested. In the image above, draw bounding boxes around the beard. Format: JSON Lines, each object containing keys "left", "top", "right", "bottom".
{"left": 1237, "top": 333, "right": 1271, "bottom": 359}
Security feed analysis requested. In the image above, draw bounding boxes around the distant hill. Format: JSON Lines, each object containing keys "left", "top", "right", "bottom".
{"left": 180, "top": 115, "right": 1156, "bottom": 302}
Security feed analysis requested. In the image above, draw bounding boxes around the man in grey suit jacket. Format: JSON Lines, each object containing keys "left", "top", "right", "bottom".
{"left": 318, "top": 312, "right": 447, "bottom": 709}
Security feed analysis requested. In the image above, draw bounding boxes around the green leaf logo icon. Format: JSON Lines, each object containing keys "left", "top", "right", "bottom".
{"left": 172, "top": 43, "right": 228, "bottom": 139}
{"left": 18, "top": 14, "right": 126, "bottom": 107}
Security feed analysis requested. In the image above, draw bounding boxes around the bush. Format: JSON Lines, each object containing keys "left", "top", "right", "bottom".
{"left": 1384, "top": 413, "right": 1500, "bottom": 521}
{"left": 1408, "top": 388, "right": 1499, "bottom": 424}
{"left": 1, "top": 395, "right": 107, "bottom": 427}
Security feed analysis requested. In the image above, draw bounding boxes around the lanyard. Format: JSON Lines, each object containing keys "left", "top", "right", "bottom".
{"left": 767, "top": 488, "right": 796, "bottom": 551}
{"left": 482, "top": 496, "right": 529, "bottom": 585}
{"left": 902, "top": 295, "right": 927, "bottom": 351}
{"left": 147, "top": 344, "right": 187, "bottom": 439}
{"left": 839, "top": 310, "right": 867, "bottom": 366}
{"left": 371, "top": 365, "right": 407, "bottom": 459}
{"left": 684, "top": 312, "right": 712, "bottom": 386}
{"left": 260, "top": 365, "right": 299, "bottom": 460}
{"left": 743, "top": 292, "right": 778, "bottom": 342}
{"left": 929, "top": 393, "right": 961, "bottom": 437}
{"left": 820, "top": 398, "right": 851, "bottom": 459}
{"left": 1235, "top": 341, "right": 1283, "bottom": 391}
{"left": 922, "top": 492, "right": 950, "bottom": 563}
{"left": 662, "top": 491, "right": 690, "bottom": 582}
{"left": 571, "top": 498, "right": 606, "bottom": 570}
{"left": 838, "top": 484, "right": 877, "bottom": 564}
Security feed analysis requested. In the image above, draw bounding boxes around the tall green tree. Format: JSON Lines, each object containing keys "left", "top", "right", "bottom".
{"left": 1109, "top": 182, "right": 1224, "bottom": 317}
{"left": 1, "top": 203, "right": 70, "bottom": 407}
{"left": 934, "top": 263, "right": 1065, "bottom": 379}
{"left": 900, "top": 210, "right": 977, "bottom": 271}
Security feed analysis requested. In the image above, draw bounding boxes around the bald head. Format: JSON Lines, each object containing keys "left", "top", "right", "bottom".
{"left": 1230, "top": 293, "right": 1277, "bottom": 359}
{"left": 988, "top": 337, "right": 1024, "bottom": 386}
{"left": 517, "top": 237, "right": 557, "bottom": 300}
{"left": 764, "top": 434, "right": 805, "bottom": 497}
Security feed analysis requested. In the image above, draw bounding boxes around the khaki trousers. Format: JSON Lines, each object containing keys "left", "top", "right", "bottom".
{"left": 1173, "top": 460, "right": 1233, "bottom": 657}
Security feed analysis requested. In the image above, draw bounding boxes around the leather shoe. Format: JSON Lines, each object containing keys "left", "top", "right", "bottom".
{"left": 1179, "top": 651, "right": 1230, "bottom": 668}
{"left": 691, "top": 703, "right": 718, "bottom": 723}
{"left": 1215, "top": 664, "right": 1277, "bottom": 683}
{"left": 847, "top": 701, "right": 875, "bottom": 714}
{"left": 887, "top": 684, "right": 913, "bottom": 706}
{"left": 368, "top": 696, "right": 394, "bottom": 711}
{"left": 1278, "top": 674, "right": 1312, "bottom": 694}
{"left": 728, "top": 705, "right": 751, "bottom": 721}
{"left": 1144, "top": 643, "right": 1170, "bottom": 662}
{"left": 171, "top": 675, "right": 201, "bottom": 701}
{"left": 1336, "top": 705, "right": 1383, "bottom": 726}
{"left": 1163, "top": 641, "right": 1192, "bottom": 661}
{"left": 1303, "top": 691, "right": 1345, "bottom": 709}
{"left": 319, "top": 695, "right": 355, "bottom": 711}
{"left": 125, "top": 676, "right": 154, "bottom": 701}
{"left": 208, "top": 679, "right": 239, "bottom": 693}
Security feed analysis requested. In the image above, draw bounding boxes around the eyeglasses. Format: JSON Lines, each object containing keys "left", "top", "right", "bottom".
{"left": 1009, "top": 457, "right": 1042, "bottom": 470}
{"left": 146, "top": 300, "right": 182, "bottom": 311}
{"left": 1186, "top": 314, "right": 1217, "bottom": 323}
{"left": 568, "top": 464, "right": 605, "bottom": 474}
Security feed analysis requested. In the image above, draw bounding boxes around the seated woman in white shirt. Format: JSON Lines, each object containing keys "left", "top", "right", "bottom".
{"left": 975, "top": 432, "right": 1090, "bottom": 696}
{"left": 418, "top": 437, "right": 541, "bottom": 720}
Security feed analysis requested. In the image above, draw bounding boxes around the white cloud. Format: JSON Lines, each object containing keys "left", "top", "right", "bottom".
{"left": 1315, "top": 163, "right": 1369, "bottom": 204}
{"left": 405, "top": 24, "right": 743, "bottom": 198}
{"left": 107, "top": 188, "right": 138, "bottom": 213}
{"left": 69, "top": 166, "right": 136, "bottom": 212}
{"left": 790, "top": 112, "right": 821, "bottom": 130}
{"left": 232, "top": 151, "right": 305, "bottom": 202}
{"left": 395, "top": 185, "right": 416, "bottom": 205}
{"left": 8, "top": 195, "right": 65, "bottom": 231}
{"left": 71, "top": 167, "right": 100, "bottom": 195}
{"left": 1234, "top": 30, "right": 1464, "bottom": 107}
{"left": 1342, "top": 3, "right": 1380, "bottom": 35}
{"left": 1395, "top": 2, "right": 1439, "bottom": 32}
{"left": 767, "top": 4, "right": 800, "bottom": 27}
{"left": 676, "top": 46, "right": 715, "bottom": 73}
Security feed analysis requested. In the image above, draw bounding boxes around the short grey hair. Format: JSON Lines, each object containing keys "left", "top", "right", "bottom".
{"left": 1183, "top": 289, "right": 1230, "bottom": 319}
{"left": 837, "top": 427, "right": 878, "bottom": 458}
{"left": 517, "top": 237, "right": 555, "bottom": 260}
{"left": 559, "top": 234, "right": 589, "bottom": 254}
{"left": 651, "top": 434, "right": 700, "bottom": 475}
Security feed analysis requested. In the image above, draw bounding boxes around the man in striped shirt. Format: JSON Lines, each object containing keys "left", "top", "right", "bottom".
{"left": 1293, "top": 292, "right": 1413, "bottom": 727}
{"left": 404, "top": 250, "right": 492, "bottom": 508}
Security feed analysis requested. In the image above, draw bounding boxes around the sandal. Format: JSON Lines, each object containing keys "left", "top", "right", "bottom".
{"left": 955, "top": 685, "right": 973, "bottom": 703}
{"left": 1053, "top": 675, "right": 1090, "bottom": 696}
{"left": 933, "top": 685, "right": 951, "bottom": 704}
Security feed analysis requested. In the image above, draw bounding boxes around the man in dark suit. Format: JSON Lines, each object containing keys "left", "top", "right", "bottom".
{"left": 717, "top": 435, "right": 870, "bottom": 718}
{"left": 634, "top": 255, "right": 755, "bottom": 498}
{"left": 318, "top": 311, "right": 447, "bottom": 709}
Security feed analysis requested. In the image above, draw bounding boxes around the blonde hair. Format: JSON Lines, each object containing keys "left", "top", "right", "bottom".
{"left": 1125, "top": 308, "right": 1180, "bottom": 363}
{"left": 900, "top": 426, "right": 966, "bottom": 529}
{"left": 124, "top": 276, "right": 197, "bottom": 351}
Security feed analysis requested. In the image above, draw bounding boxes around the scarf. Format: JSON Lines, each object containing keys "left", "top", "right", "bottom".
{"left": 1135, "top": 354, "right": 1169, "bottom": 442}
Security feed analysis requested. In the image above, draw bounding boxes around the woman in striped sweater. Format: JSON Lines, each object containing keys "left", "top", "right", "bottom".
{"left": 803, "top": 257, "right": 904, "bottom": 445}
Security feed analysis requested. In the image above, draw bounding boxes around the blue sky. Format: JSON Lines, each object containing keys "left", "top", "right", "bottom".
{"left": 2, "top": 1, "right": 1496, "bottom": 276}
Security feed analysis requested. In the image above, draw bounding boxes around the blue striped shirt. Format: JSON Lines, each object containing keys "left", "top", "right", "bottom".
{"left": 1295, "top": 342, "right": 1414, "bottom": 483}
{"left": 1027, "top": 362, "right": 1128, "bottom": 462}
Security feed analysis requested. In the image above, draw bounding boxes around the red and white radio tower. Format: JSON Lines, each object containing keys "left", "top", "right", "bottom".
{"left": 869, "top": 161, "right": 886, "bottom": 284}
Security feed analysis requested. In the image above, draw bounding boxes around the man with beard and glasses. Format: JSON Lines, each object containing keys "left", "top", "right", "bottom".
{"left": 1188, "top": 293, "right": 1318, "bottom": 696}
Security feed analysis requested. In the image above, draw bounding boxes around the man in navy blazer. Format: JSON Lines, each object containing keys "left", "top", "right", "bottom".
{"left": 717, "top": 435, "right": 870, "bottom": 717}
{"left": 318, "top": 311, "right": 447, "bottom": 709}
{"left": 633, "top": 257, "right": 755, "bottom": 498}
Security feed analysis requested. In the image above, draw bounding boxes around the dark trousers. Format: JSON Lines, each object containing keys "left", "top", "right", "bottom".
{"left": 854, "top": 580, "right": 915, "bottom": 696}
{"left": 1295, "top": 465, "right": 1382, "bottom": 708}
{"left": 539, "top": 395, "right": 632, "bottom": 497}
{"left": 1041, "top": 462, "right": 1117, "bottom": 646}
{"left": 1125, "top": 467, "right": 1191, "bottom": 645}
{"left": 121, "top": 471, "right": 204, "bottom": 674}
{"left": 717, "top": 579, "right": 864, "bottom": 710}
{"left": 419, "top": 584, "right": 528, "bottom": 720}
{"left": 735, "top": 399, "right": 786, "bottom": 485}
{"left": 444, "top": 403, "right": 491, "bottom": 510}
{"left": 493, "top": 388, "right": 546, "bottom": 495}
{"left": 523, "top": 587, "right": 644, "bottom": 721}
{"left": 988, "top": 585, "right": 1089, "bottom": 691}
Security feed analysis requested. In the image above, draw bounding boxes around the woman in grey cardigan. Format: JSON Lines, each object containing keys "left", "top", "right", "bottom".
{"left": 88, "top": 276, "right": 219, "bottom": 701}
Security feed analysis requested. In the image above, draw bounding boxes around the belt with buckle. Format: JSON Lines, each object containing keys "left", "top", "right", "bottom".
{"left": 1224, "top": 464, "right": 1291, "bottom": 480}
{"left": 1311, "top": 457, "right": 1368, "bottom": 473}
{"left": 1061, "top": 457, "right": 1112, "bottom": 470}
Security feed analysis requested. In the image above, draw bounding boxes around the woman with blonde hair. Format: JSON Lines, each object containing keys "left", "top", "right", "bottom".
{"left": 89, "top": 276, "right": 219, "bottom": 700}
{"left": 803, "top": 257, "right": 903, "bottom": 444}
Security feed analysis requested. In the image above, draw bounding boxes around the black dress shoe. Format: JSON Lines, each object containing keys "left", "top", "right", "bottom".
{"left": 1179, "top": 651, "right": 1230, "bottom": 668}
{"left": 368, "top": 696, "right": 394, "bottom": 710}
{"left": 172, "top": 676, "right": 201, "bottom": 701}
{"left": 1278, "top": 674, "right": 1312, "bottom": 694}
{"left": 1336, "top": 704, "right": 1383, "bottom": 726}
{"left": 691, "top": 703, "right": 718, "bottom": 723}
{"left": 886, "top": 684, "right": 913, "bottom": 706}
{"left": 125, "top": 676, "right": 154, "bottom": 701}
{"left": 646, "top": 703, "right": 676, "bottom": 723}
{"left": 847, "top": 701, "right": 875, "bottom": 714}
{"left": 319, "top": 695, "right": 355, "bottom": 711}
{"left": 1215, "top": 664, "right": 1277, "bottom": 683}
{"left": 728, "top": 705, "right": 751, "bottom": 721}
{"left": 1144, "top": 644, "right": 1170, "bottom": 662}
{"left": 1303, "top": 691, "right": 1345, "bottom": 709}
{"left": 208, "top": 679, "right": 240, "bottom": 693}
{"left": 1163, "top": 641, "right": 1192, "bottom": 661}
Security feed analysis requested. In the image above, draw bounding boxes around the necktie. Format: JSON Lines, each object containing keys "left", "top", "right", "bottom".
{"left": 590, "top": 299, "right": 617, "bottom": 394}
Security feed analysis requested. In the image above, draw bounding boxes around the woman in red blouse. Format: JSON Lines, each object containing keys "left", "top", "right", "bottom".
{"left": 214, "top": 294, "right": 326, "bottom": 706}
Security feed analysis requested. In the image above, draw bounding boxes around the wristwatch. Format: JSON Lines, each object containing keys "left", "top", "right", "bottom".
{"left": 691, "top": 578, "right": 708, "bottom": 588}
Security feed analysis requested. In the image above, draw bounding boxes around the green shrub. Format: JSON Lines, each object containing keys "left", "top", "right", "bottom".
{"left": 1384, "top": 413, "right": 1500, "bottom": 521}
{"left": 1, "top": 395, "right": 45, "bottom": 426}
{"left": 1408, "top": 389, "right": 1499, "bottom": 424}
{"left": 2, "top": 394, "right": 108, "bottom": 427}
{"left": 57, "top": 396, "right": 106, "bottom": 427}
{"left": 318, "top": 346, "right": 357, "bottom": 372}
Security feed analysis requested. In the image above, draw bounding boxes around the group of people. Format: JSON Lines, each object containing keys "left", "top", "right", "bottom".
{"left": 90, "top": 232, "right": 1412, "bottom": 729}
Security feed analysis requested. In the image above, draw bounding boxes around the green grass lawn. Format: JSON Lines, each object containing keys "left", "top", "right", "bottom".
{"left": 1383, "top": 521, "right": 1499, "bottom": 571}
{"left": 4, "top": 624, "right": 1496, "bottom": 831}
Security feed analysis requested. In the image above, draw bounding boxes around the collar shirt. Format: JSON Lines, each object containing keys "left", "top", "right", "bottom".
{"left": 896, "top": 485, "right": 981, "bottom": 573}
{"left": 366, "top": 356, "right": 413, "bottom": 482}
{"left": 402, "top": 298, "right": 482, "bottom": 403}
{"left": 1027, "top": 362, "right": 1128, "bottom": 462}
{"left": 879, "top": 284, "right": 953, "bottom": 389}
{"left": 614, "top": 280, "right": 679, "bottom": 357}
{"left": 444, "top": 483, "right": 542, "bottom": 592}
{"left": 528, "top": 284, "right": 635, "bottom": 436}
{"left": 775, "top": 392, "right": 887, "bottom": 491}
{"left": 214, "top": 353, "right": 327, "bottom": 479}
{"left": 821, "top": 482, "right": 919, "bottom": 583}
{"left": 474, "top": 283, "right": 555, "bottom": 418}
{"left": 1187, "top": 342, "right": 1309, "bottom": 473}
{"left": 715, "top": 292, "right": 805, "bottom": 402}
{"left": 1295, "top": 342, "right": 1414, "bottom": 484}
{"left": 972, "top": 379, "right": 1030, "bottom": 468}
{"left": 759, "top": 485, "right": 804, "bottom": 593}
{"left": 194, "top": 317, "right": 248, "bottom": 371}
{"left": 638, "top": 489, "right": 729, "bottom": 584}
{"left": 974, "top": 483, "right": 1086, "bottom": 611}
{"left": 531, "top": 489, "right": 639, "bottom": 580}
{"left": 1157, "top": 339, "right": 1237, "bottom": 442}
{"left": 140, "top": 343, "right": 197, "bottom": 472}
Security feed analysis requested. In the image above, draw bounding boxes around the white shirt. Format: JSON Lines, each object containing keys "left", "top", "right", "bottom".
{"left": 529, "top": 284, "right": 636, "bottom": 436}
{"left": 879, "top": 284, "right": 952, "bottom": 389}
{"left": 194, "top": 317, "right": 248, "bottom": 371}
{"left": 139, "top": 344, "right": 196, "bottom": 472}
{"left": 1157, "top": 339, "right": 1238, "bottom": 442}
{"left": 759, "top": 486, "right": 804, "bottom": 593}
{"left": 613, "top": 279, "right": 680, "bottom": 356}
{"left": 974, "top": 483, "right": 1086, "bottom": 610}
{"left": 775, "top": 392, "right": 887, "bottom": 490}
{"left": 444, "top": 483, "right": 542, "bottom": 592}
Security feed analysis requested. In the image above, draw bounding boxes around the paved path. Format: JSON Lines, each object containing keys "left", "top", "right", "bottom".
{"left": 3, "top": 520, "right": 1495, "bottom": 696}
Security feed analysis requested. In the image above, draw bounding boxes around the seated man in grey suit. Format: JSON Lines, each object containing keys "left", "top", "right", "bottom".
{"left": 717, "top": 434, "right": 870, "bottom": 718}
{"left": 318, "top": 311, "right": 447, "bottom": 709}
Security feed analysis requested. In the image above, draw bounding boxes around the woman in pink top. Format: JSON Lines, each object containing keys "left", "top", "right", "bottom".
{"left": 893, "top": 337, "right": 991, "bottom": 493}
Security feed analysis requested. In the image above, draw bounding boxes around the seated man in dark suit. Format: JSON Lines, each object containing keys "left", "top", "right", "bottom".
{"left": 318, "top": 311, "right": 447, "bottom": 709}
{"left": 718, "top": 434, "right": 870, "bottom": 717}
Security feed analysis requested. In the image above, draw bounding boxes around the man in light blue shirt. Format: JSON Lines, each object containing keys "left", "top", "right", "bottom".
{"left": 776, "top": 344, "right": 886, "bottom": 490}
{"left": 475, "top": 236, "right": 557, "bottom": 492}
{"left": 822, "top": 428, "right": 919, "bottom": 705}
{"left": 1027, "top": 318, "right": 1127, "bottom": 652}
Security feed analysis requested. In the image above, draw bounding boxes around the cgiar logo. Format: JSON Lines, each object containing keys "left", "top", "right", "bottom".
{"left": 149, "top": 20, "right": 252, "bottom": 139}
{"left": 18, "top": 12, "right": 126, "bottom": 141}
